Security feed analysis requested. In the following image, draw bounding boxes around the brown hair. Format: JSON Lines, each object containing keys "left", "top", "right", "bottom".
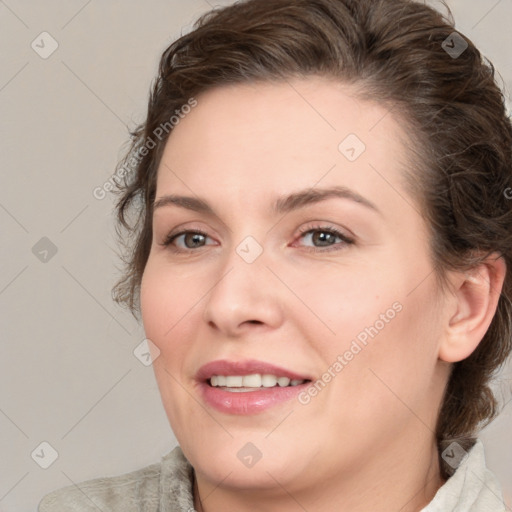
{"left": 111, "top": 0, "right": 512, "bottom": 477}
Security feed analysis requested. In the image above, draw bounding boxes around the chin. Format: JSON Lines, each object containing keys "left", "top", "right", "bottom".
{"left": 183, "top": 434, "right": 310, "bottom": 490}
{"left": 196, "top": 456, "right": 295, "bottom": 490}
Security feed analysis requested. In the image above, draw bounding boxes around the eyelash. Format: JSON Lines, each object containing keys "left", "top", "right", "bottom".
{"left": 296, "top": 224, "right": 354, "bottom": 252}
{"left": 161, "top": 224, "right": 354, "bottom": 254}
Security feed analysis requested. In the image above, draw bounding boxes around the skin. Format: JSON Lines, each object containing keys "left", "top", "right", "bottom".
{"left": 140, "top": 77, "right": 506, "bottom": 511}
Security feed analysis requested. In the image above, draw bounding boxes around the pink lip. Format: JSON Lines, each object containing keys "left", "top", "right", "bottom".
{"left": 196, "top": 359, "right": 312, "bottom": 415}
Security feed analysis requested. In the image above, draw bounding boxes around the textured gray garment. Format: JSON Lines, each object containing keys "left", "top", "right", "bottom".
{"left": 38, "top": 447, "right": 195, "bottom": 512}
{"left": 38, "top": 440, "right": 505, "bottom": 511}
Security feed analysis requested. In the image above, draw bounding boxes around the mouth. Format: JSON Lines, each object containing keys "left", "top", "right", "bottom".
{"left": 196, "top": 359, "right": 313, "bottom": 414}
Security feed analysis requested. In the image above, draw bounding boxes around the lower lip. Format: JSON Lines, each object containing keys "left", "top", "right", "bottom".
{"left": 198, "top": 381, "right": 310, "bottom": 414}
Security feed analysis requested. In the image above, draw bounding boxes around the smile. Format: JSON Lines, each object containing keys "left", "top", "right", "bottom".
{"left": 197, "top": 360, "right": 313, "bottom": 414}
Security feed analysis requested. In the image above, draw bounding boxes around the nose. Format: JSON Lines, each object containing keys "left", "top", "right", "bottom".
{"left": 202, "top": 245, "right": 284, "bottom": 337}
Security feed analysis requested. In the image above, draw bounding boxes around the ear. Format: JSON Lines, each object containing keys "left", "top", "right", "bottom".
{"left": 439, "top": 253, "right": 507, "bottom": 363}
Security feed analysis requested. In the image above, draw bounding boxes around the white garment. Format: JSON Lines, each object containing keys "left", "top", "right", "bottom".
{"left": 421, "top": 440, "right": 506, "bottom": 511}
{"left": 39, "top": 439, "right": 506, "bottom": 511}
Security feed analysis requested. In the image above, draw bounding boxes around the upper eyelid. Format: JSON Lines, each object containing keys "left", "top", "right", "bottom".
{"left": 163, "top": 224, "right": 218, "bottom": 241}
{"left": 295, "top": 225, "right": 354, "bottom": 245}
{"left": 166, "top": 224, "right": 345, "bottom": 238}
{"left": 164, "top": 225, "right": 352, "bottom": 249}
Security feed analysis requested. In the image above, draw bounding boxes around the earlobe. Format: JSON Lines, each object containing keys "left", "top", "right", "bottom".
{"left": 439, "top": 254, "right": 507, "bottom": 363}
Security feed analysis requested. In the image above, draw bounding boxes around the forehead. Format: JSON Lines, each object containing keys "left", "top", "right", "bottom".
{"left": 155, "top": 77, "right": 414, "bottom": 217}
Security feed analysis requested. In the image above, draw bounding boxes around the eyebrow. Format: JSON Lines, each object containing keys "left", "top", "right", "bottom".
{"left": 153, "top": 185, "right": 381, "bottom": 217}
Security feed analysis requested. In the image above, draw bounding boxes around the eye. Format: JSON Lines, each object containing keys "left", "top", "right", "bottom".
{"left": 161, "top": 229, "right": 216, "bottom": 252}
{"left": 295, "top": 224, "right": 354, "bottom": 252}
{"left": 160, "top": 224, "right": 354, "bottom": 254}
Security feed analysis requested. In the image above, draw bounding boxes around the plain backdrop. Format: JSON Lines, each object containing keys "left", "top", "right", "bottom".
{"left": 1, "top": 1, "right": 511, "bottom": 510}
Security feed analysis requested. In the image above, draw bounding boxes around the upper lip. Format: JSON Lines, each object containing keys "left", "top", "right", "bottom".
{"left": 196, "top": 359, "right": 312, "bottom": 382}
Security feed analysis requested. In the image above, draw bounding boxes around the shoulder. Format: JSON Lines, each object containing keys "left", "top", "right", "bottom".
{"left": 38, "top": 461, "right": 162, "bottom": 512}
{"left": 38, "top": 446, "right": 192, "bottom": 512}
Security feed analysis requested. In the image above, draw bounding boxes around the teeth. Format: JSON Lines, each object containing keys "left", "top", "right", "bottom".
{"left": 225, "top": 376, "right": 243, "bottom": 387}
{"left": 262, "top": 374, "right": 277, "bottom": 387}
{"left": 243, "top": 374, "right": 262, "bottom": 387}
{"left": 209, "top": 374, "right": 306, "bottom": 388}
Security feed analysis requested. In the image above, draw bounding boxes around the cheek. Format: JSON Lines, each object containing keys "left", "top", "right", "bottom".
{"left": 140, "top": 268, "right": 167, "bottom": 348}
{"left": 140, "top": 258, "right": 201, "bottom": 348}
{"left": 312, "top": 263, "right": 442, "bottom": 398}
{"left": 297, "top": 263, "right": 402, "bottom": 346}
{"left": 333, "top": 285, "right": 442, "bottom": 422}
{"left": 140, "top": 260, "right": 201, "bottom": 425}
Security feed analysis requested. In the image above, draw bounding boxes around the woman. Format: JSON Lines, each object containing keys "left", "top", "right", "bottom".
{"left": 39, "top": 0, "right": 512, "bottom": 510}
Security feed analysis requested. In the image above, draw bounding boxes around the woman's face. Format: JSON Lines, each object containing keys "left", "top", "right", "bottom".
{"left": 140, "top": 77, "right": 449, "bottom": 493}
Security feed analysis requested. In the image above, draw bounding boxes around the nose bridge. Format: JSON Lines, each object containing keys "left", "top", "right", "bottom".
{"left": 202, "top": 235, "right": 282, "bottom": 333}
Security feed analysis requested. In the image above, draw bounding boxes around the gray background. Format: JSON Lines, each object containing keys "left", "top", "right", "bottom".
{"left": 1, "top": 1, "right": 511, "bottom": 510}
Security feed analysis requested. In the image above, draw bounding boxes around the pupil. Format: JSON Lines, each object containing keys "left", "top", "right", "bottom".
{"left": 313, "top": 231, "right": 333, "bottom": 246}
{"left": 186, "top": 233, "right": 204, "bottom": 248}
